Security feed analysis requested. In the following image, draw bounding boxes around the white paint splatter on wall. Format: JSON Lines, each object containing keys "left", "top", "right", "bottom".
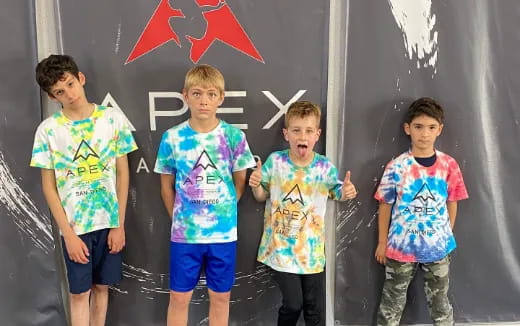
{"left": 387, "top": 0, "right": 438, "bottom": 72}
{"left": 0, "top": 150, "right": 53, "bottom": 253}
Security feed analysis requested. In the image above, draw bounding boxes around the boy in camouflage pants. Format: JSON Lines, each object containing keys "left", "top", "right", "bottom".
{"left": 374, "top": 98, "right": 468, "bottom": 326}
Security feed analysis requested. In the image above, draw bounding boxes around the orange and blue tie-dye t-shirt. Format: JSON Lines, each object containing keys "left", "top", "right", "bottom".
{"left": 30, "top": 105, "right": 138, "bottom": 235}
{"left": 154, "top": 120, "right": 255, "bottom": 243}
{"left": 374, "top": 150, "right": 468, "bottom": 263}
{"left": 257, "top": 150, "right": 343, "bottom": 274}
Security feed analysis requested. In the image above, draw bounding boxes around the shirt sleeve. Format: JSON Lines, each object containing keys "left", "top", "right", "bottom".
{"left": 231, "top": 130, "right": 256, "bottom": 172}
{"left": 260, "top": 153, "right": 273, "bottom": 193}
{"left": 374, "top": 160, "right": 397, "bottom": 204}
{"left": 154, "top": 131, "right": 176, "bottom": 175}
{"left": 326, "top": 163, "right": 343, "bottom": 200}
{"left": 447, "top": 159, "right": 469, "bottom": 201}
{"left": 30, "top": 125, "right": 53, "bottom": 169}
{"left": 114, "top": 111, "right": 138, "bottom": 157}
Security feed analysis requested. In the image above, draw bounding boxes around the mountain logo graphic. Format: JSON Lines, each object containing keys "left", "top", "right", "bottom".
{"left": 413, "top": 183, "right": 436, "bottom": 203}
{"left": 73, "top": 140, "right": 99, "bottom": 162}
{"left": 193, "top": 150, "right": 217, "bottom": 170}
{"left": 282, "top": 184, "right": 305, "bottom": 206}
{"left": 126, "top": 0, "right": 264, "bottom": 64}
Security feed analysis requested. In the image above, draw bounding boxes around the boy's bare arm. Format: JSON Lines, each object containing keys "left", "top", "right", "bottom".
{"left": 160, "top": 174, "right": 176, "bottom": 218}
{"left": 41, "top": 169, "right": 89, "bottom": 264}
{"left": 109, "top": 155, "right": 130, "bottom": 254}
{"left": 233, "top": 169, "right": 247, "bottom": 200}
{"left": 447, "top": 201, "right": 458, "bottom": 229}
{"left": 248, "top": 159, "right": 268, "bottom": 202}
{"left": 375, "top": 202, "right": 392, "bottom": 265}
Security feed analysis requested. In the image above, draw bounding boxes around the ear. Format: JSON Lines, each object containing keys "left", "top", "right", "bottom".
{"left": 316, "top": 128, "right": 322, "bottom": 138}
{"left": 438, "top": 123, "right": 444, "bottom": 135}
{"left": 217, "top": 91, "right": 225, "bottom": 106}
{"left": 283, "top": 128, "right": 289, "bottom": 141}
{"left": 78, "top": 72, "right": 86, "bottom": 86}
{"left": 403, "top": 122, "right": 411, "bottom": 135}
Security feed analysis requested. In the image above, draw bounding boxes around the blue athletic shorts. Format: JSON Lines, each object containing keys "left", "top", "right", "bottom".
{"left": 62, "top": 228, "right": 122, "bottom": 294}
{"left": 169, "top": 241, "right": 237, "bottom": 293}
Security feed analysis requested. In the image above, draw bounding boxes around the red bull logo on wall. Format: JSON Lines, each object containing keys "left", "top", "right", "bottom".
{"left": 126, "top": 0, "right": 264, "bottom": 64}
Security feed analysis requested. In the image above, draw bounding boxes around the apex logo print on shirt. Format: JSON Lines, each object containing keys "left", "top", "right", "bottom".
{"left": 66, "top": 140, "right": 108, "bottom": 181}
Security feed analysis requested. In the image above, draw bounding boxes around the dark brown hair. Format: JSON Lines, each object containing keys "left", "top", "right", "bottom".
{"left": 35, "top": 54, "right": 80, "bottom": 94}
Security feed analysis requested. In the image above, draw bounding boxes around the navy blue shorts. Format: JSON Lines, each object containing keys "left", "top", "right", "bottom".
{"left": 169, "top": 241, "right": 237, "bottom": 293}
{"left": 62, "top": 228, "right": 122, "bottom": 294}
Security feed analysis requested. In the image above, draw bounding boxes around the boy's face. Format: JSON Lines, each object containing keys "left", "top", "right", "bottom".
{"left": 283, "top": 115, "right": 321, "bottom": 161}
{"left": 48, "top": 72, "right": 87, "bottom": 108}
{"left": 183, "top": 85, "right": 224, "bottom": 122}
{"left": 404, "top": 114, "right": 443, "bottom": 154}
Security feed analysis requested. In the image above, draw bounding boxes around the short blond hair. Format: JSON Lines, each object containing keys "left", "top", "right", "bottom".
{"left": 284, "top": 101, "right": 321, "bottom": 128}
{"left": 184, "top": 64, "right": 225, "bottom": 95}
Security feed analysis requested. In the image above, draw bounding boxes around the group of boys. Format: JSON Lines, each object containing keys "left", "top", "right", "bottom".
{"left": 31, "top": 54, "right": 467, "bottom": 326}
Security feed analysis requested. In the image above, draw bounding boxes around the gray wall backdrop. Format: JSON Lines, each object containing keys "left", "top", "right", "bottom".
{"left": 1, "top": 0, "right": 520, "bottom": 325}
{"left": 0, "top": 0, "right": 67, "bottom": 325}
{"left": 334, "top": 0, "right": 520, "bottom": 325}
{"left": 57, "top": 0, "right": 328, "bottom": 325}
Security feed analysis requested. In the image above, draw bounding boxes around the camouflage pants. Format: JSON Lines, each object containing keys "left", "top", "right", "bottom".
{"left": 377, "top": 256, "right": 453, "bottom": 326}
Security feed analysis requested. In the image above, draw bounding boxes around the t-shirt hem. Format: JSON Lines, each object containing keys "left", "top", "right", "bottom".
{"left": 387, "top": 248, "right": 455, "bottom": 263}
{"left": 73, "top": 223, "right": 120, "bottom": 236}
{"left": 171, "top": 238, "right": 237, "bottom": 244}
{"left": 257, "top": 258, "right": 324, "bottom": 274}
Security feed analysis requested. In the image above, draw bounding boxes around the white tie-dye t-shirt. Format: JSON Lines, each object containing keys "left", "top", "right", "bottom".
{"left": 374, "top": 150, "right": 468, "bottom": 263}
{"left": 30, "top": 105, "right": 138, "bottom": 235}
{"left": 257, "top": 150, "right": 343, "bottom": 274}
{"left": 154, "top": 120, "right": 255, "bottom": 243}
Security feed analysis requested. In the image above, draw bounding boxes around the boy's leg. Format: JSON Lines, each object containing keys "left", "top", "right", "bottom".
{"left": 168, "top": 242, "right": 205, "bottom": 326}
{"left": 62, "top": 233, "right": 97, "bottom": 326}
{"left": 208, "top": 289, "right": 231, "bottom": 326}
{"left": 422, "top": 256, "right": 453, "bottom": 326}
{"left": 70, "top": 290, "right": 91, "bottom": 326}
{"left": 205, "top": 242, "right": 237, "bottom": 326}
{"left": 90, "top": 284, "right": 109, "bottom": 326}
{"left": 301, "top": 272, "right": 325, "bottom": 326}
{"left": 273, "top": 271, "right": 304, "bottom": 326}
{"left": 168, "top": 290, "right": 194, "bottom": 326}
{"left": 91, "top": 229, "right": 123, "bottom": 326}
{"left": 377, "top": 259, "right": 417, "bottom": 326}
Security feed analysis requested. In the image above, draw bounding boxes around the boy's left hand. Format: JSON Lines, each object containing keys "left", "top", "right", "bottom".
{"left": 108, "top": 227, "right": 126, "bottom": 254}
{"left": 341, "top": 171, "right": 357, "bottom": 200}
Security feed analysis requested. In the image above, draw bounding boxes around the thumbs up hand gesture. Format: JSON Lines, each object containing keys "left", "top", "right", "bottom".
{"left": 341, "top": 171, "right": 357, "bottom": 200}
{"left": 249, "top": 158, "right": 262, "bottom": 188}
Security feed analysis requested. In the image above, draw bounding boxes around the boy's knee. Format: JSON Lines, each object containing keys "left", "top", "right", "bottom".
{"left": 169, "top": 291, "right": 192, "bottom": 308}
{"left": 208, "top": 290, "right": 230, "bottom": 307}
{"left": 281, "top": 296, "right": 303, "bottom": 313}
{"left": 91, "top": 284, "right": 108, "bottom": 294}
{"left": 70, "top": 290, "right": 90, "bottom": 303}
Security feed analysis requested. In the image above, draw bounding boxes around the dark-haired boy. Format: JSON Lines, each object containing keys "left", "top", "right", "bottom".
{"left": 374, "top": 97, "right": 468, "bottom": 326}
{"left": 31, "top": 54, "right": 137, "bottom": 326}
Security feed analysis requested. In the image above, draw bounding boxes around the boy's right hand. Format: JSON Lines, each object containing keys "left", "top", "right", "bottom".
{"left": 64, "top": 234, "right": 90, "bottom": 264}
{"left": 249, "top": 158, "right": 262, "bottom": 188}
{"left": 375, "top": 243, "right": 387, "bottom": 265}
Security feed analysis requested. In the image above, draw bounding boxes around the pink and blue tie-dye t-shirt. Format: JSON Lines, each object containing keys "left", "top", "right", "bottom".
{"left": 154, "top": 120, "right": 255, "bottom": 243}
{"left": 30, "top": 105, "right": 138, "bottom": 235}
{"left": 257, "top": 150, "right": 343, "bottom": 274}
{"left": 374, "top": 150, "right": 468, "bottom": 263}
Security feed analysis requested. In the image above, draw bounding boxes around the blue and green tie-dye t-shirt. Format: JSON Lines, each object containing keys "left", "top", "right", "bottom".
{"left": 154, "top": 120, "right": 255, "bottom": 243}
{"left": 257, "top": 150, "right": 343, "bottom": 274}
{"left": 30, "top": 105, "right": 137, "bottom": 235}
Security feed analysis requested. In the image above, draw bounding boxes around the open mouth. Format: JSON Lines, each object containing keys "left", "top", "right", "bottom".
{"left": 297, "top": 144, "right": 308, "bottom": 157}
